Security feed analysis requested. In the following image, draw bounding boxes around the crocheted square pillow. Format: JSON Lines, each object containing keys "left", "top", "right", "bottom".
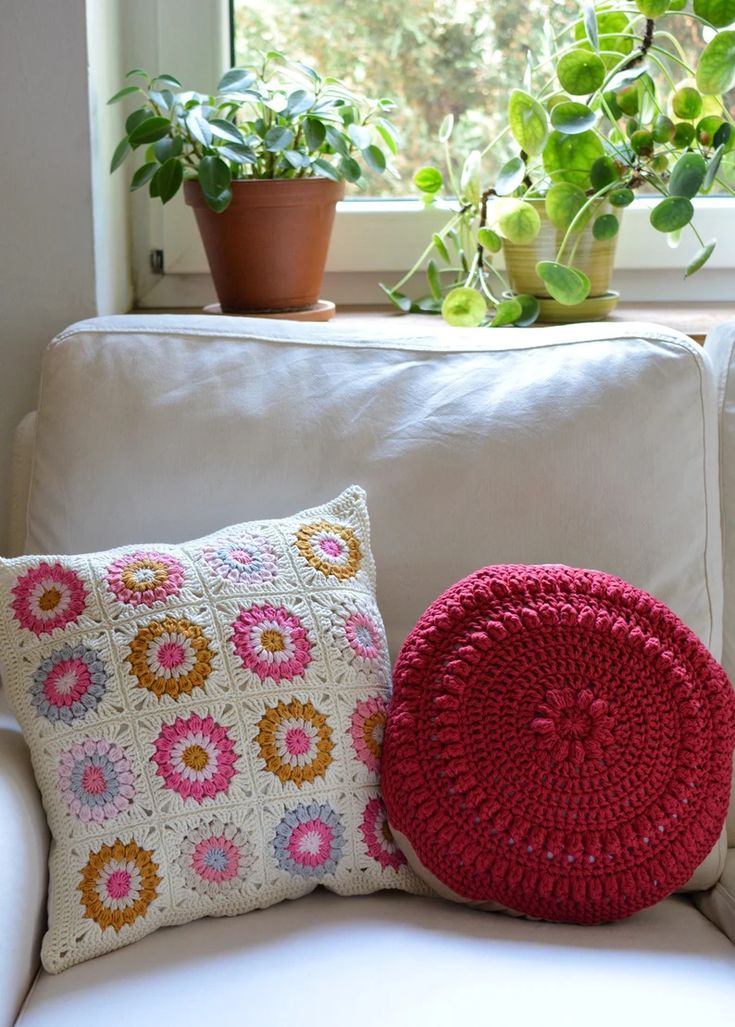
{"left": 0, "top": 487, "right": 417, "bottom": 973}
{"left": 381, "top": 564, "right": 735, "bottom": 924}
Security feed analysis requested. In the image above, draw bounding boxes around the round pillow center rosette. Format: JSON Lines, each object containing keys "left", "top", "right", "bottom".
{"left": 381, "top": 565, "right": 735, "bottom": 923}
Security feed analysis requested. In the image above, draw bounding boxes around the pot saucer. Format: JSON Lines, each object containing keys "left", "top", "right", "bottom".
{"left": 535, "top": 290, "right": 620, "bottom": 324}
{"left": 203, "top": 299, "right": 336, "bottom": 322}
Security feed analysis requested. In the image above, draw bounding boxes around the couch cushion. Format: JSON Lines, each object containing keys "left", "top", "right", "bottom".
{"left": 25, "top": 316, "right": 723, "bottom": 659}
{"left": 16, "top": 891, "right": 735, "bottom": 1027}
{"left": 703, "top": 321, "right": 735, "bottom": 843}
{"left": 0, "top": 488, "right": 420, "bottom": 974}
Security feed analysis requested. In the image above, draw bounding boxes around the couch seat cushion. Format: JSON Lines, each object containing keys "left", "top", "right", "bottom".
{"left": 17, "top": 891, "right": 735, "bottom": 1026}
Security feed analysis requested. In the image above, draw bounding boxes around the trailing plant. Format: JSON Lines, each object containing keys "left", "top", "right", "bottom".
{"left": 384, "top": 0, "right": 735, "bottom": 327}
{"left": 109, "top": 50, "right": 399, "bottom": 211}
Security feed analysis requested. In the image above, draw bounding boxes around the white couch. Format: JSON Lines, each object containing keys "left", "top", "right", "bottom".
{"left": 2, "top": 314, "right": 735, "bottom": 1026}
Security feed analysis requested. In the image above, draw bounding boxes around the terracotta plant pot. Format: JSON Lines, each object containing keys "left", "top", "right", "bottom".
{"left": 502, "top": 198, "right": 621, "bottom": 324}
{"left": 184, "top": 178, "right": 345, "bottom": 313}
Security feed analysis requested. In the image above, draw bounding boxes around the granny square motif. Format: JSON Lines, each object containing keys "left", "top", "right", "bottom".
{"left": 0, "top": 487, "right": 417, "bottom": 972}
{"left": 382, "top": 564, "right": 735, "bottom": 924}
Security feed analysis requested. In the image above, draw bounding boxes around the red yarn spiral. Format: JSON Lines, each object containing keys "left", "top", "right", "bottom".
{"left": 381, "top": 565, "right": 735, "bottom": 923}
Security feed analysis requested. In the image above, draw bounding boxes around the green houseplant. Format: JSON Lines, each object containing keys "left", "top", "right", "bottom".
{"left": 385, "top": 0, "right": 735, "bottom": 327}
{"left": 111, "top": 51, "right": 399, "bottom": 313}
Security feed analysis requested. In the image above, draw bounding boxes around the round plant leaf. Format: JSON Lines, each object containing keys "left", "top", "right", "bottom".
{"left": 693, "top": 0, "right": 735, "bottom": 27}
{"left": 438, "top": 113, "right": 454, "bottom": 143}
{"left": 592, "top": 213, "right": 619, "bottom": 240}
{"left": 413, "top": 166, "right": 444, "bottom": 194}
{"left": 477, "top": 227, "right": 503, "bottom": 253}
{"left": 653, "top": 115, "right": 675, "bottom": 143}
{"left": 574, "top": 12, "right": 634, "bottom": 71}
{"left": 460, "top": 150, "right": 482, "bottom": 205}
{"left": 714, "top": 122, "right": 733, "bottom": 148}
{"left": 685, "top": 239, "right": 717, "bottom": 277}
{"left": 491, "top": 298, "right": 523, "bottom": 327}
{"left": 609, "top": 187, "right": 635, "bottom": 207}
{"left": 496, "top": 156, "right": 526, "bottom": 196}
{"left": 630, "top": 130, "right": 654, "bottom": 156}
{"left": 590, "top": 155, "right": 620, "bottom": 190}
{"left": 650, "top": 196, "right": 695, "bottom": 232}
{"left": 441, "top": 287, "right": 487, "bottom": 327}
{"left": 672, "top": 87, "right": 703, "bottom": 121}
{"left": 536, "top": 261, "right": 591, "bottom": 305}
{"left": 635, "top": 0, "right": 669, "bottom": 14}
{"left": 697, "top": 32, "right": 735, "bottom": 95}
{"left": 697, "top": 115, "right": 725, "bottom": 146}
{"left": 545, "top": 182, "right": 589, "bottom": 231}
{"left": 496, "top": 199, "right": 542, "bottom": 244}
{"left": 542, "top": 129, "right": 605, "bottom": 189}
{"left": 557, "top": 50, "right": 606, "bottom": 95}
{"left": 511, "top": 293, "right": 541, "bottom": 327}
{"left": 672, "top": 122, "right": 696, "bottom": 148}
{"left": 669, "top": 152, "right": 707, "bottom": 198}
{"left": 551, "top": 101, "right": 597, "bottom": 135}
{"left": 508, "top": 90, "right": 549, "bottom": 156}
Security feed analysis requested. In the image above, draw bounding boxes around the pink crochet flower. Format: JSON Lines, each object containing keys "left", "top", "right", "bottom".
{"left": 106, "top": 550, "right": 185, "bottom": 607}
{"left": 58, "top": 737, "right": 136, "bottom": 823}
{"left": 151, "top": 713, "right": 238, "bottom": 802}
{"left": 231, "top": 603, "right": 313, "bottom": 683}
{"left": 531, "top": 687, "right": 615, "bottom": 764}
{"left": 11, "top": 562, "right": 87, "bottom": 635}
{"left": 360, "top": 797, "right": 406, "bottom": 871}
{"left": 344, "top": 610, "right": 382, "bottom": 661}
{"left": 349, "top": 696, "right": 387, "bottom": 773}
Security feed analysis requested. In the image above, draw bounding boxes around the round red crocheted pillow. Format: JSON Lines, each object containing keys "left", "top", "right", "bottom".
{"left": 382, "top": 565, "right": 735, "bottom": 923}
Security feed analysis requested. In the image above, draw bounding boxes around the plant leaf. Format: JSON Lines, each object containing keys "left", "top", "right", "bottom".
{"left": 685, "top": 238, "right": 717, "bottom": 277}
{"left": 542, "top": 129, "right": 605, "bottom": 189}
{"left": 496, "top": 156, "right": 526, "bottom": 196}
{"left": 693, "top": 0, "right": 735, "bottom": 27}
{"left": 108, "top": 85, "right": 142, "bottom": 105}
{"left": 379, "top": 283, "right": 412, "bottom": 312}
{"left": 153, "top": 73, "right": 183, "bottom": 88}
{"left": 413, "top": 166, "right": 444, "bottom": 194}
{"left": 153, "top": 136, "right": 183, "bottom": 162}
{"left": 325, "top": 125, "right": 350, "bottom": 156}
{"left": 303, "top": 117, "right": 327, "bottom": 152}
{"left": 286, "top": 89, "right": 314, "bottom": 116}
{"left": 110, "top": 137, "right": 131, "bottom": 173}
{"left": 150, "top": 157, "right": 183, "bottom": 203}
{"left": 198, "top": 154, "right": 232, "bottom": 209}
{"left": 592, "top": 214, "right": 619, "bottom": 240}
{"left": 697, "top": 31, "right": 735, "bottom": 94}
{"left": 441, "top": 287, "right": 487, "bottom": 327}
{"left": 208, "top": 118, "right": 245, "bottom": 145}
{"left": 438, "top": 113, "right": 454, "bottom": 143}
{"left": 512, "top": 294, "right": 541, "bottom": 327}
{"left": 536, "top": 261, "right": 591, "bottom": 305}
{"left": 347, "top": 123, "right": 372, "bottom": 149}
{"left": 339, "top": 155, "right": 362, "bottom": 182}
{"left": 477, "top": 227, "right": 503, "bottom": 253}
{"left": 545, "top": 182, "right": 589, "bottom": 231}
{"left": 217, "top": 68, "right": 257, "bottom": 93}
{"left": 669, "top": 152, "right": 707, "bottom": 198}
{"left": 508, "top": 90, "right": 548, "bottom": 156}
{"left": 130, "top": 161, "right": 158, "bottom": 190}
{"left": 551, "top": 101, "right": 597, "bottom": 135}
{"left": 433, "top": 233, "right": 451, "bottom": 262}
{"left": 427, "top": 260, "right": 442, "bottom": 301}
{"left": 650, "top": 196, "right": 695, "bottom": 232}
{"left": 491, "top": 298, "right": 523, "bottom": 327}
{"left": 185, "top": 111, "right": 213, "bottom": 148}
{"left": 363, "top": 145, "right": 386, "bottom": 174}
{"left": 264, "top": 126, "right": 295, "bottom": 152}
{"left": 635, "top": 0, "right": 669, "bottom": 14}
{"left": 312, "top": 157, "right": 341, "bottom": 181}
{"left": 703, "top": 143, "right": 726, "bottom": 191}
{"left": 128, "top": 116, "right": 171, "bottom": 146}
{"left": 496, "top": 199, "right": 542, "bottom": 244}
{"left": 375, "top": 118, "right": 399, "bottom": 154}
{"left": 583, "top": 3, "right": 599, "bottom": 50}
{"left": 557, "top": 50, "right": 605, "bottom": 95}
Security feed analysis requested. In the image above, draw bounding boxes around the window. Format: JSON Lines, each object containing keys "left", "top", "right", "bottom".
{"left": 127, "top": 0, "right": 735, "bottom": 308}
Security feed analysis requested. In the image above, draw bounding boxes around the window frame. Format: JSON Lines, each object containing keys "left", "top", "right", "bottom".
{"left": 125, "top": 0, "right": 735, "bottom": 309}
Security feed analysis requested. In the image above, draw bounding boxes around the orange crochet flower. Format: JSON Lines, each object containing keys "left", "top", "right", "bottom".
{"left": 294, "top": 521, "right": 362, "bottom": 580}
{"left": 126, "top": 616, "right": 215, "bottom": 699}
{"left": 256, "top": 698, "right": 333, "bottom": 786}
{"left": 78, "top": 839, "right": 160, "bottom": 931}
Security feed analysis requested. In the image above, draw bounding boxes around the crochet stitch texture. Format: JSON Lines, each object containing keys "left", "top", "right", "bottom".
{"left": 382, "top": 564, "right": 735, "bottom": 923}
{"left": 0, "top": 487, "right": 419, "bottom": 973}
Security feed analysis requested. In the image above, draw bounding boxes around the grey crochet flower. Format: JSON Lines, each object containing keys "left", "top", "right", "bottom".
{"left": 273, "top": 800, "right": 345, "bottom": 878}
{"left": 30, "top": 644, "right": 108, "bottom": 723}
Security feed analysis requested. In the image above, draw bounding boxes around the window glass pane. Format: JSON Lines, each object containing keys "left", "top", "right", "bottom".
{"left": 232, "top": 1, "right": 734, "bottom": 198}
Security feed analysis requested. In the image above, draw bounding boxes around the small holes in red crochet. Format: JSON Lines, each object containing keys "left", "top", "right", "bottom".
{"left": 382, "top": 565, "right": 735, "bottom": 923}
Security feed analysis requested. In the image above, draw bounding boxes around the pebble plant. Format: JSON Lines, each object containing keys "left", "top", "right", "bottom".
{"left": 384, "top": 0, "right": 735, "bottom": 327}
{"left": 109, "top": 50, "right": 399, "bottom": 210}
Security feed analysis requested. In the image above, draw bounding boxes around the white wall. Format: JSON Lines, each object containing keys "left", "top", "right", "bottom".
{"left": 0, "top": 0, "right": 132, "bottom": 554}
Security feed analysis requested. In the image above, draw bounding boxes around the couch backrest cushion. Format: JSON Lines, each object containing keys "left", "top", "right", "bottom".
{"left": 24, "top": 315, "right": 723, "bottom": 665}
{"left": 704, "top": 321, "right": 735, "bottom": 843}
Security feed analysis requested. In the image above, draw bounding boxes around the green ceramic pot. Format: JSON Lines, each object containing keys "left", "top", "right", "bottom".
{"left": 502, "top": 198, "right": 621, "bottom": 324}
